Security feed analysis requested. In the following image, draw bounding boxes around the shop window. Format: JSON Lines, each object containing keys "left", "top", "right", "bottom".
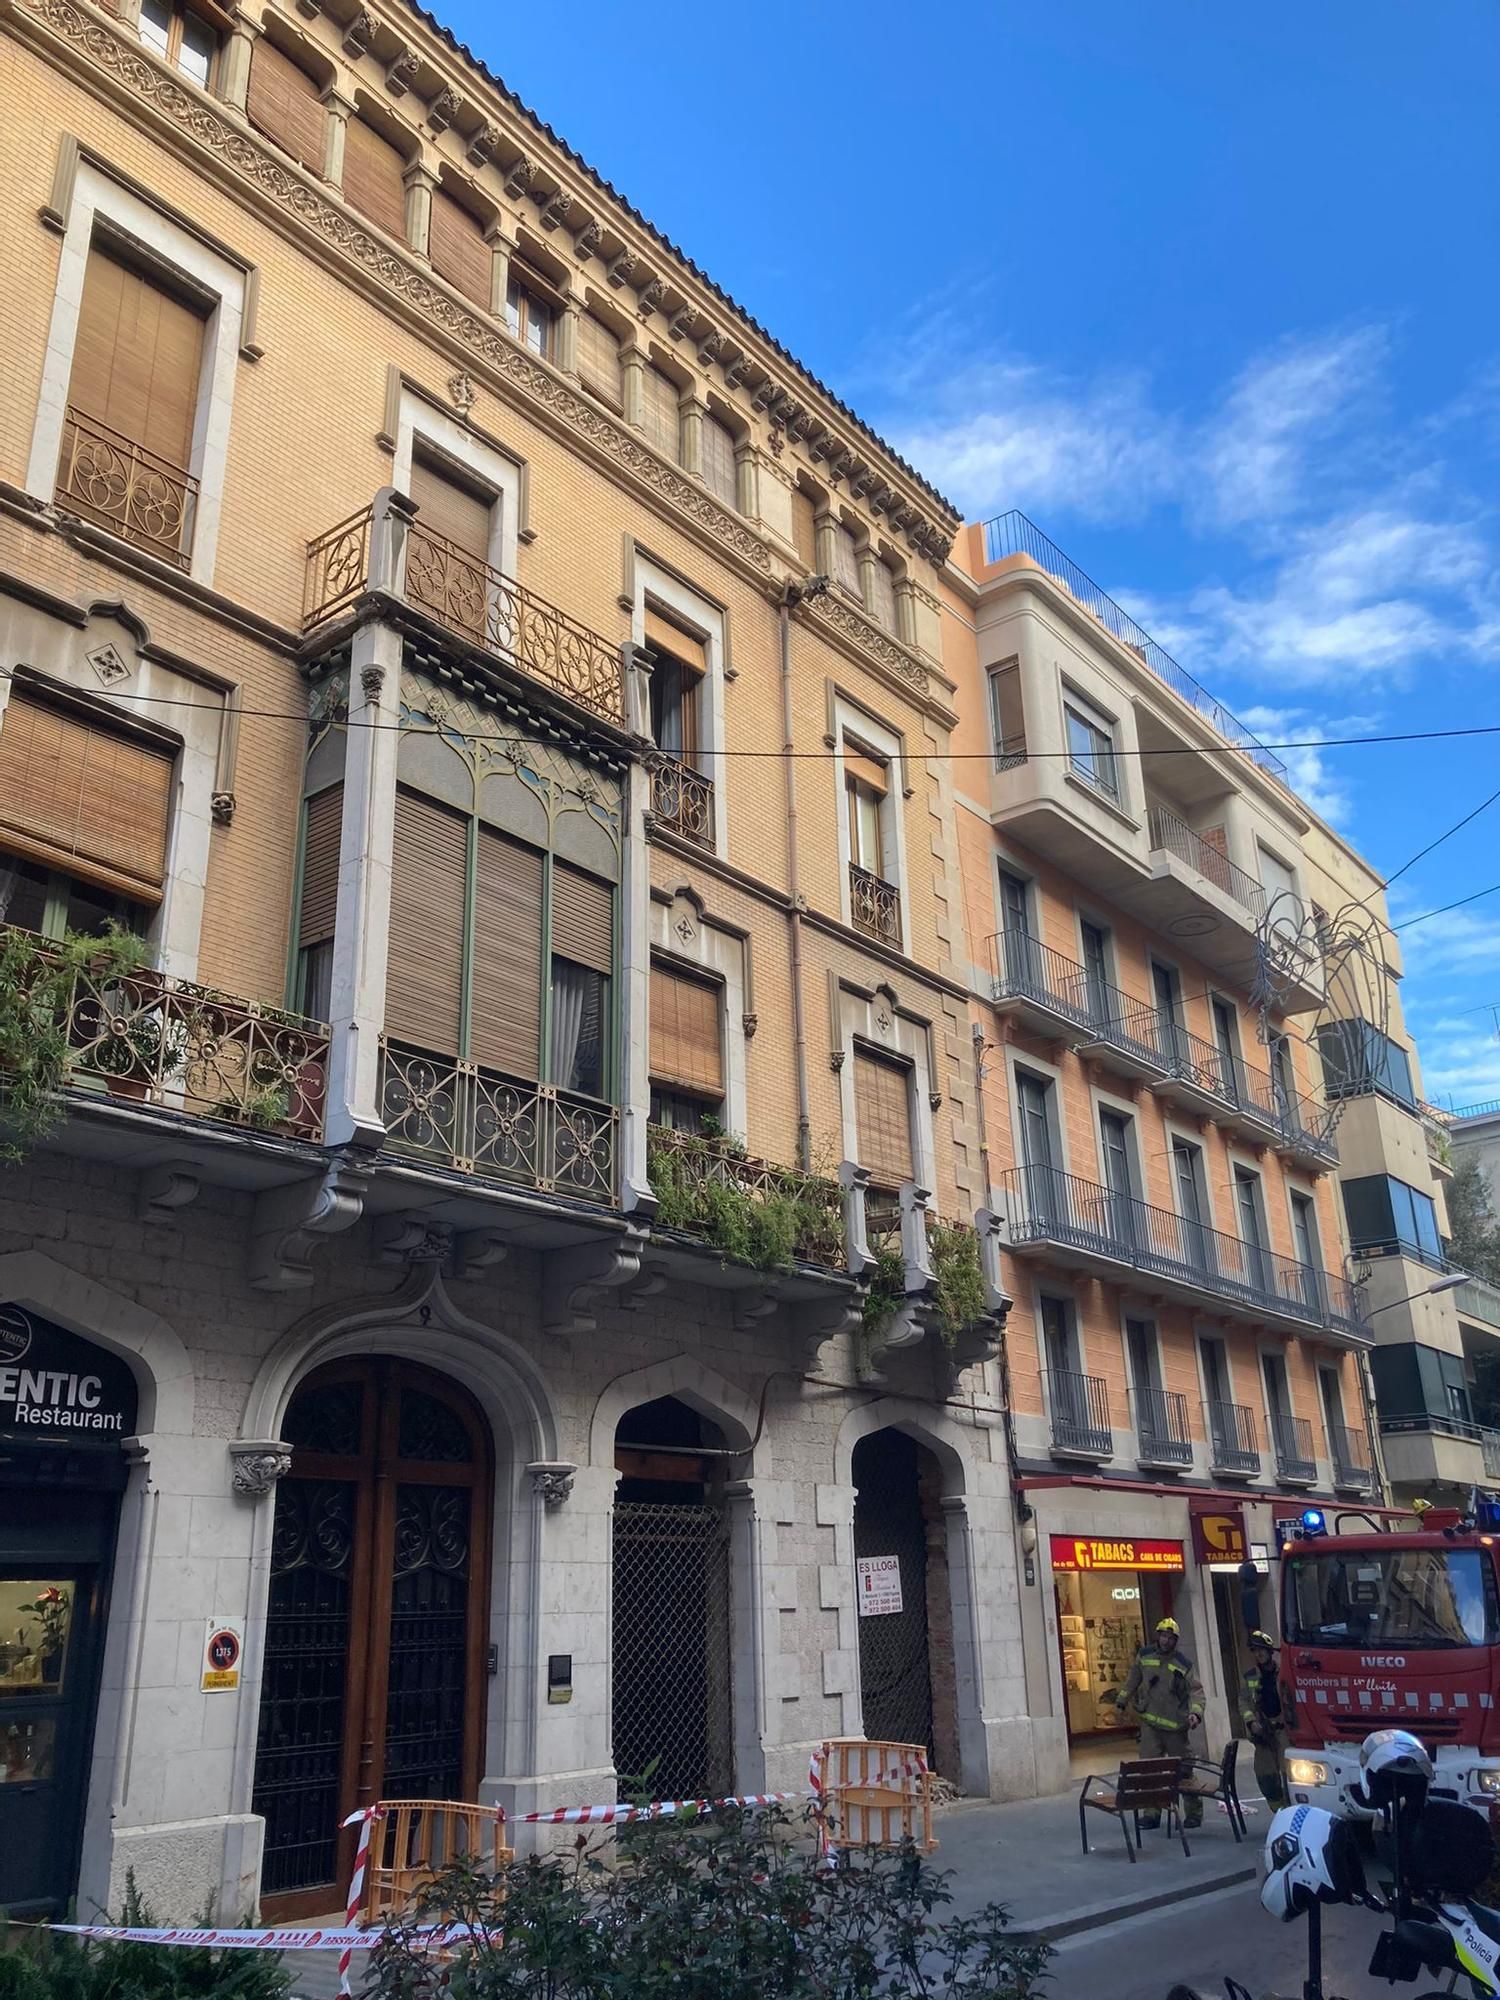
{"left": 138, "top": 0, "right": 218, "bottom": 86}
{"left": 649, "top": 961, "right": 724, "bottom": 1130}
{"left": 342, "top": 116, "right": 409, "bottom": 241}
{"left": 246, "top": 37, "right": 326, "bottom": 171}
{"left": 1055, "top": 1566, "right": 1148, "bottom": 1742}
{"left": 505, "top": 272, "right": 556, "bottom": 360}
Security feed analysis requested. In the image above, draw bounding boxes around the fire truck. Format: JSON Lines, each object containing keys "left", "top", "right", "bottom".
{"left": 1279, "top": 1501, "right": 1500, "bottom": 1823}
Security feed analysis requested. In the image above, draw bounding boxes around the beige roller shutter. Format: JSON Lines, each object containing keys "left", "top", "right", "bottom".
{"left": 854, "top": 1046, "right": 914, "bottom": 1188}
{"left": 342, "top": 116, "right": 408, "bottom": 240}
{"left": 246, "top": 38, "right": 326, "bottom": 173}
{"left": 385, "top": 787, "right": 466, "bottom": 1053}
{"left": 297, "top": 785, "right": 343, "bottom": 949}
{"left": 550, "top": 862, "right": 613, "bottom": 975}
{"left": 429, "top": 187, "right": 491, "bottom": 310}
{"left": 469, "top": 826, "right": 543, "bottom": 1078}
{"left": 649, "top": 963, "right": 723, "bottom": 1097}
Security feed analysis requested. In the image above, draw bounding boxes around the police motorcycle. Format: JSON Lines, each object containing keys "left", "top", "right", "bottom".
{"left": 1165, "top": 1728, "right": 1500, "bottom": 2000}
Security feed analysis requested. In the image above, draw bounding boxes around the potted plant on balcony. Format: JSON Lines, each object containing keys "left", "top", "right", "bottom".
{"left": 0, "top": 922, "right": 151, "bottom": 1160}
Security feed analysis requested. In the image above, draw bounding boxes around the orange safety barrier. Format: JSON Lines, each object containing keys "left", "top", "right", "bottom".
{"left": 815, "top": 1738, "right": 936, "bottom": 1854}
{"left": 360, "top": 1800, "right": 513, "bottom": 1925}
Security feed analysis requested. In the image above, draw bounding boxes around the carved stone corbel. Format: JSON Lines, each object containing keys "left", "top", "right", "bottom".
{"left": 451, "top": 1229, "right": 509, "bottom": 1276}
{"left": 427, "top": 86, "right": 460, "bottom": 133}
{"left": 503, "top": 156, "right": 536, "bottom": 201}
{"left": 636, "top": 275, "right": 665, "bottom": 319}
{"left": 230, "top": 1440, "right": 293, "bottom": 1497}
{"left": 137, "top": 1161, "right": 200, "bottom": 1220}
{"left": 792, "top": 1289, "right": 863, "bottom": 1372}
{"left": 732, "top": 1289, "right": 779, "bottom": 1334}
{"left": 574, "top": 216, "right": 603, "bottom": 262}
{"left": 541, "top": 1228, "right": 649, "bottom": 1334}
{"left": 375, "top": 1214, "right": 454, "bottom": 1266}
{"left": 538, "top": 187, "right": 571, "bottom": 231}
{"left": 466, "top": 124, "right": 500, "bottom": 167}
{"left": 527, "top": 1460, "right": 577, "bottom": 1508}
{"left": 341, "top": 8, "right": 375, "bottom": 56}
{"left": 384, "top": 47, "right": 419, "bottom": 94}
{"left": 248, "top": 1149, "right": 375, "bottom": 1291}
{"left": 857, "top": 1299, "right": 930, "bottom": 1384}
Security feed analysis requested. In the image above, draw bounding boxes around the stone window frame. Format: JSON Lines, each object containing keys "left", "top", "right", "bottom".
{"left": 629, "top": 550, "right": 729, "bottom": 863}
{"left": 829, "top": 693, "right": 911, "bottom": 954}
{"left": 649, "top": 886, "right": 750, "bottom": 1141}
{"left": 393, "top": 383, "right": 523, "bottom": 582}
{"left": 834, "top": 979, "right": 936, "bottom": 1197}
{"left": 27, "top": 150, "right": 255, "bottom": 588}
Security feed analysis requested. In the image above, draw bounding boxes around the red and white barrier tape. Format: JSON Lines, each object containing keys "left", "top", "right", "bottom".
{"left": 51, "top": 1924, "right": 379, "bottom": 1953}
{"left": 514, "top": 1790, "right": 799, "bottom": 1826}
{"left": 338, "top": 1805, "right": 384, "bottom": 1994}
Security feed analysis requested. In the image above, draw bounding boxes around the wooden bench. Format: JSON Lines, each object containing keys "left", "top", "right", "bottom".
{"left": 1079, "top": 1758, "right": 1190, "bottom": 1862}
{"left": 361, "top": 1799, "right": 513, "bottom": 1925}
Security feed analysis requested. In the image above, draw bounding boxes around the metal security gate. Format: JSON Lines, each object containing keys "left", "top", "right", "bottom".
{"left": 852, "top": 1431, "right": 934, "bottom": 1756}
{"left": 612, "top": 1500, "right": 733, "bottom": 1801}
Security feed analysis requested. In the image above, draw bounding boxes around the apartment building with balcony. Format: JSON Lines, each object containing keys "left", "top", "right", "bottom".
{"left": 945, "top": 514, "right": 1376, "bottom": 1786}
{"left": 0, "top": 0, "right": 1035, "bottom": 1922}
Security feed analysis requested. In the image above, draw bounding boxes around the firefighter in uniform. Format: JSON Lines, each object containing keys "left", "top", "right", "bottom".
{"left": 1241, "top": 1628, "right": 1293, "bottom": 1807}
{"left": 1116, "top": 1616, "right": 1206, "bottom": 1827}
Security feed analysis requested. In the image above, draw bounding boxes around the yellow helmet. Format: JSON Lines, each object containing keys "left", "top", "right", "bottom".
{"left": 1155, "top": 1617, "right": 1181, "bottom": 1635}
{"left": 1249, "top": 1629, "right": 1276, "bottom": 1651}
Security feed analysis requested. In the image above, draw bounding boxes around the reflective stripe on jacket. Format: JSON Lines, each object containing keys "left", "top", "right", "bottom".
{"left": 1120, "top": 1646, "right": 1205, "bottom": 1732}
{"left": 1241, "top": 1662, "right": 1297, "bottom": 1735}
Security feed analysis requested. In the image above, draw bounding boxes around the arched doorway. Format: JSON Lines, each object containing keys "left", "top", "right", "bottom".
{"left": 851, "top": 1430, "right": 957, "bottom": 1773}
{"left": 251, "top": 1360, "right": 491, "bottom": 1918}
{"left": 611, "top": 1397, "right": 733, "bottom": 1802}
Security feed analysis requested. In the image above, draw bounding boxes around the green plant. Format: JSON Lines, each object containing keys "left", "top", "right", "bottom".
{"left": 0, "top": 924, "right": 150, "bottom": 1162}
{"left": 364, "top": 1809, "right": 1050, "bottom": 2000}
{"left": 929, "top": 1224, "right": 990, "bottom": 1347}
{"left": 647, "top": 1129, "right": 843, "bottom": 1273}
{"left": 861, "top": 1243, "right": 908, "bottom": 1340}
{"left": 0, "top": 1875, "right": 291, "bottom": 2000}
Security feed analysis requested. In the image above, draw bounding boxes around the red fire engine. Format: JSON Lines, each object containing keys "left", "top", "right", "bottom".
{"left": 1279, "top": 1502, "right": 1500, "bottom": 1822}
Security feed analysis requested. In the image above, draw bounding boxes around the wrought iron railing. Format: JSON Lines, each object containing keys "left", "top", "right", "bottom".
{"left": 302, "top": 508, "right": 626, "bottom": 726}
{"left": 1147, "top": 803, "right": 1267, "bottom": 919}
{"left": 849, "top": 862, "right": 901, "bottom": 946}
{"left": 380, "top": 1038, "right": 616, "bottom": 1202}
{"left": 997, "top": 1163, "right": 1366, "bottom": 1337}
{"left": 0, "top": 928, "right": 328, "bottom": 1138}
{"left": 648, "top": 755, "right": 715, "bottom": 848}
{"left": 989, "top": 929, "right": 1170, "bottom": 1071}
{"left": 1207, "top": 1400, "right": 1262, "bottom": 1474}
{"left": 1132, "top": 1385, "right": 1193, "bottom": 1465}
{"left": 1328, "top": 1422, "right": 1375, "bottom": 1491}
{"left": 978, "top": 510, "right": 1289, "bottom": 783}
{"left": 1270, "top": 1411, "right": 1317, "bottom": 1482}
{"left": 57, "top": 407, "right": 198, "bottom": 570}
{"left": 646, "top": 1125, "right": 844, "bottom": 1270}
{"left": 1452, "top": 1097, "right": 1500, "bottom": 1120}
{"left": 995, "top": 733, "right": 1028, "bottom": 772}
{"left": 1045, "top": 1368, "right": 1113, "bottom": 1456}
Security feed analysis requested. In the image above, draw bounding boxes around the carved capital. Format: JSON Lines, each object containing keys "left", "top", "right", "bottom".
{"left": 211, "top": 790, "right": 236, "bottom": 825}
{"left": 384, "top": 47, "right": 419, "bottom": 94}
{"left": 230, "top": 1440, "right": 292, "bottom": 1497}
{"left": 527, "top": 1460, "right": 577, "bottom": 1508}
{"left": 341, "top": 8, "right": 375, "bottom": 56}
{"left": 427, "top": 86, "right": 460, "bottom": 133}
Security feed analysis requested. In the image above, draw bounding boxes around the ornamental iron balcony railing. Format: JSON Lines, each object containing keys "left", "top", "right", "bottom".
{"left": 1269, "top": 1410, "right": 1318, "bottom": 1483}
{"left": 1045, "top": 1368, "right": 1113, "bottom": 1457}
{"left": 0, "top": 927, "right": 328, "bottom": 1139}
{"left": 995, "top": 732, "right": 1029, "bottom": 772}
{"left": 303, "top": 505, "right": 626, "bottom": 726}
{"left": 989, "top": 928, "right": 1170, "bottom": 1073}
{"left": 646, "top": 1124, "right": 845, "bottom": 1270}
{"left": 1147, "top": 803, "right": 1267, "bottom": 920}
{"left": 979, "top": 510, "right": 1289, "bottom": 783}
{"left": 1328, "top": 1422, "right": 1376, "bottom": 1492}
{"left": 57, "top": 407, "right": 198, "bottom": 570}
{"left": 380, "top": 1038, "right": 616, "bottom": 1203}
{"left": 648, "top": 755, "right": 715, "bottom": 849}
{"left": 849, "top": 862, "right": 901, "bottom": 947}
{"left": 1132, "top": 1385, "right": 1194, "bottom": 1466}
{"left": 1207, "top": 1400, "right": 1262, "bottom": 1475}
{"left": 997, "top": 1163, "right": 1366, "bottom": 1338}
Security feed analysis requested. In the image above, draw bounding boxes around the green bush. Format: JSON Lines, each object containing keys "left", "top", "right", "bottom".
{"left": 929, "top": 1225, "right": 989, "bottom": 1347}
{"left": 0, "top": 1879, "right": 291, "bottom": 2000}
{"left": 364, "top": 1807, "right": 1050, "bottom": 2000}
{"left": 0, "top": 924, "right": 150, "bottom": 1161}
{"left": 647, "top": 1131, "right": 842, "bottom": 1273}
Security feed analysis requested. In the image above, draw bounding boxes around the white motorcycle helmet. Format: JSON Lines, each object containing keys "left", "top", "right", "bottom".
{"left": 1260, "top": 1804, "right": 1366, "bottom": 1922}
{"left": 1354, "top": 1728, "right": 1434, "bottom": 1813}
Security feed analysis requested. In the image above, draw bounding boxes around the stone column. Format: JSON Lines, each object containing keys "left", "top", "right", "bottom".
{"left": 724, "top": 1478, "right": 768, "bottom": 1790}
{"left": 321, "top": 87, "right": 353, "bottom": 188}
{"left": 893, "top": 576, "right": 919, "bottom": 648}
{"left": 556, "top": 292, "right": 580, "bottom": 377}
{"left": 403, "top": 161, "right": 438, "bottom": 259}
{"left": 218, "top": 9, "right": 260, "bottom": 112}
{"left": 486, "top": 219, "right": 515, "bottom": 320}
{"left": 621, "top": 345, "right": 645, "bottom": 431}
{"left": 734, "top": 442, "right": 758, "bottom": 521}
{"left": 814, "top": 509, "right": 837, "bottom": 579}
{"left": 619, "top": 750, "right": 656, "bottom": 1215}
{"left": 680, "top": 396, "right": 705, "bottom": 480}
{"left": 857, "top": 546, "right": 881, "bottom": 617}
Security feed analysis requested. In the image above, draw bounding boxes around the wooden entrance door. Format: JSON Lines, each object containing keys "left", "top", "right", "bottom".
{"left": 252, "top": 1361, "right": 491, "bottom": 1919}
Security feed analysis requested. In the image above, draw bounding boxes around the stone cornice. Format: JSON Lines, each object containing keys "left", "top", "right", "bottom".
{"left": 6, "top": 0, "right": 961, "bottom": 720}
{"left": 803, "top": 588, "right": 956, "bottom": 713}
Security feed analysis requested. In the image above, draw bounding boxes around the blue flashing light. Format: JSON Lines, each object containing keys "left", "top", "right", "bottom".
{"left": 1477, "top": 1496, "right": 1500, "bottom": 1533}
{"left": 1300, "top": 1508, "right": 1328, "bottom": 1537}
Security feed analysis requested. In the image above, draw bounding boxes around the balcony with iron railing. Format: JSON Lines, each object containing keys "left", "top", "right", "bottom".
{"left": 849, "top": 863, "right": 902, "bottom": 947}
{"left": 380, "top": 1038, "right": 616, "bottom": 1205}
{"left": 648, "top": 755, "right": 715, "bottom": 849}
{"left": 1131, "top": 1384, "right": 1194, "bottom": 1467}
{"left": 645, "top": 1125, "right": 845, "bottom": 1272}
{"left": 304, "top": 500, "right": 626, "bottom": 727}
{"left": 997, "top": 1163, "right": 1367, "bottom": 1341}
{"left": 1269, "top": 1411, "right": 1318, "bottom": 1485}
{"left": 1147, "top": 803, "right": 1267, "bottom": 922}
{"left": 0, "top": 926, "right": 329, "bottom": 1142}
{"left": 1207, "top": 1400, "right": 1262, "bottom": 1476}
{"left": 1328, "top": 1421, "right": 1376, "bottom": 1493}
{"left": 56, "top": 407, "right": 199, "bottom": 571}
{"left": 1045, "top": 1368, "right": 1114, "bottom": 1458}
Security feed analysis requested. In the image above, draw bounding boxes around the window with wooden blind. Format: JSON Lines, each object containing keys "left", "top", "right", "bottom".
{"left": 854, "top": 1046, "right": 914, "bottom": 1189}
{"left": 645, "top": 608, "right": 705, "bottom": 763}
{"left": 505, "top": 274, "right": 555, "bottom": 359}
{"left": 649, "top": 963, "right": 724, "bottom": 1100}
{"left": 296, "top": 784, "right": 341, "bottom": 1019}
{"left": 577, "top": 313, "right": 623, "bottom": 407}
{"left": 408, "top": 455, "right": 492, "bottom": 563}
{"left": 792, "top": 489, "right": 818, "bottom": 570}
{"left": 342, "top": 115, "right": 408, "bottom": 241}
{"left": 246, "top": 37, "right": 326, "bottom": 172}
{"left": 470, "top": 828, "right": 543, "bottom": 1079}
{"left": 68, "top": 246, "right": 205, "bottom": 474}
{"left": 640, "top": 365, "right": 682, "bottom": 462}
{"left": 0, "top": 689, "right": 175, "bottom": 905}
{"left": 701, "top": 414, "right": 738, "bottom": 509}
{"left": 868, "top": 557, "right": 898, "bottom": 634}
{"left": 429, "top": 187, "right": 491, "bottom": 310}
{"left": 550, "top": 863, "right": 613, "bottom": 1099}
{"left": 833, "top": 521, "right": 863, "bottom": 599}
{"left": 844, "top": 748, "right": 888, "bottom": 877}
{"left": 386, "top": 788, "right": 467, "bottom": 1054}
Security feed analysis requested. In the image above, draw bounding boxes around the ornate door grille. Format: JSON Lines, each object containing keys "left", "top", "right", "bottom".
{"left": 852, "top": 1432, "right": 934, "bottom": 1756}
{"left": 612, "top": 1501, "right": 733, "bottom": 1802}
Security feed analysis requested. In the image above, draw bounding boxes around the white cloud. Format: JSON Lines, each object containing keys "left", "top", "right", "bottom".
{"left": 1229, "top": 702, "right": 1382, "bottom": 826}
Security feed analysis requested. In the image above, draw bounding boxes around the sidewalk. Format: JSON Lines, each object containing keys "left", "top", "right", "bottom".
{"left": 283, "top": 1786, "right": 1262, "bottom": 1997}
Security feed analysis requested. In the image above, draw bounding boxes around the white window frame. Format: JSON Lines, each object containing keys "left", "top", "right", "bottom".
{"left": 394, "top": 387, "right": 520, "bottom": 581}
{"left": 835, "top": 982, "right": 935, "bottom": 1196}
{"left": 649, "top": 888, "right": 748, "bottom": 1139}
{"left": 1062, "top": 687, "right": 1120, "bottom": 801}
{"left": 27, "top": 160, "right": 250, "bottom": 586}
{"left": 631, "top": 557, "right": 728, "bottom": 861}
{"left": 831, "top": 696, "right": 909, "bottom": 953}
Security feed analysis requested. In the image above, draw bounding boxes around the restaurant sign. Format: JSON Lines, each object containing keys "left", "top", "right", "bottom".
{"left": 1049, "top": 1534, "right": 1186, "bottom": 1574}
{"left": 0, "top": 1304, "right": 139, "bottom": 1439}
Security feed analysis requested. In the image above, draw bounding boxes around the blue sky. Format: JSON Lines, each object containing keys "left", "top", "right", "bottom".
{"left": 442, "top": 0, "right": 1500, "bottom": 1103}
